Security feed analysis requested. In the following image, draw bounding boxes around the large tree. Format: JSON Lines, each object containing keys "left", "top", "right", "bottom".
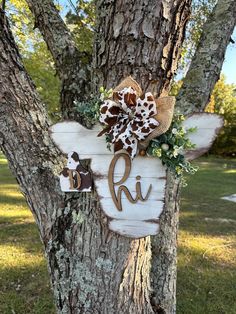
{"left": 0, "top": 0, "right": 235, "bottom": 313}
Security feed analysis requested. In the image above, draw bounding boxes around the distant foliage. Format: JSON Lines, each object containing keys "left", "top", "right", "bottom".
{"left": 179, "top": 0, "right": 217, "bottom": 72}
{"left": 66, "top": 0, "right": 95, "bottom": 55}
{"left": 171, "top": 76, "right": 236, "bottom": 156}
{"left": 206, "top": 76, "right": 236, "bottom": 156}
{"left": 7, "top": 0, "right": 60, "bottom": 121}
{"left": 6, "top": 0, "right": 95, "bottom": 121}
{"left": 23, "top": 44, "right": 60, "bottom": 120}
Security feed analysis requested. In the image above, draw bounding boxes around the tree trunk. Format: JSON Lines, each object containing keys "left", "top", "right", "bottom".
{"left": 0, "top": 0, "right": 235, "bottom": 313}
{"left": 93, "top": 1, "right": 190, "bottom": 312}
{"left": 93, "top": 0, "right": 191, "bottom": 97}
{"left": 176, "top": 0, "right": 236, "bottom": 114}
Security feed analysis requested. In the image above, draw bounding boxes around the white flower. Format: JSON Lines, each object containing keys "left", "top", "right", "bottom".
{"left": 172, "top": 128, "right": 178, "bottom": 134}
{"left": 173, "top": 150, "right": 179, "bottom": 158}
{"left": 161, "top": 143, "right": 169, "bottom": 151}
{"left": 173, "top": 145, "right": 183, "bottom": 158}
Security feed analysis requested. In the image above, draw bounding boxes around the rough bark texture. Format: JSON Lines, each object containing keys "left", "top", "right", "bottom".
{"left": 0, "top": 10, "right": 64, "bottom": 242}
{"left": 26, "top": 0, "right": 91, "bottom": 119}
{"left": 93, "top": 0, "right": 191, "bottom": 97}
{"left": 151, "top": 174, "right": 181, "bottom": 313}
{"left": 0, "top": 9, "right": 154, "bottom": 314}
{"left": 176, "top": 0, "right": 236, "bottom": 114}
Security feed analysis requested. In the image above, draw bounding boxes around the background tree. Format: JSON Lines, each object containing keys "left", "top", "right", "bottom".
{"left": 206, "top": 75, "right": 236, "bottom": 155}
{"left": 179, "top": 0, "right": 217, "bottom": 73}
{"left": 0, "top": 1, "right": 236, "bottom": 314}
{"left": 6, "top": 0, "right": 60, "bottom": 119}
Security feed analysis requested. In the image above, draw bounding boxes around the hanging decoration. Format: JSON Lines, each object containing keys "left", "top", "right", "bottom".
{"left": 50, "top": 76, "right": 224, "bottom": 238}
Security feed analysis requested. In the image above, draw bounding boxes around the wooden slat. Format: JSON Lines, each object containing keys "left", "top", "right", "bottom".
{"left": 95, "top": 177, "right": 166, "bottom": 200}
{"left": 100, "top": 198, "right": 164, "bottom": 220}
{"left": 91, "top": 155, "right": 166, "bottom": 177}
{"left": 109, "top": 220, "right": 159, "bottom": 238}
{"left": 50, "top": 122, "right": 112, "bottom": 155}
{"left": 183, "top": 113, "right": 224, "bottom": 160}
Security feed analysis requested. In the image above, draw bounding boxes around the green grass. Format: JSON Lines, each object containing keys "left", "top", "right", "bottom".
{"left": 0, "top": 154, "right": 55, "bottom": 314}
{"left": 0, "top": 154, "right": 236, "bottom": 313}
{"left": 177, "top": 156, "right": 236, "bottom": 313}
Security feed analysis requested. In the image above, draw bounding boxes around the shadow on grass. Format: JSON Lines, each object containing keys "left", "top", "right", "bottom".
{"left": 0, "top": 221, "right": 44, "bottom": 252}
{"left": 0, "top": 260, "right": 55, "bottom": 314}
{"left": 0, "top": 194, "right": 26, "bottom": 204}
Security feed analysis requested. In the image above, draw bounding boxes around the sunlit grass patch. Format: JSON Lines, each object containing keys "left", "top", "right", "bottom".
{"left": 0, "top": 155, "right": 8, "bottom": 164}
{"left": 179, "top": 231, "right": 236, "bottom": 268}
{"left": 0, "top": 153, "right": 54, "bottom": 314}
{"left": 177, "top": 156, "right": 236, "bottom": 314}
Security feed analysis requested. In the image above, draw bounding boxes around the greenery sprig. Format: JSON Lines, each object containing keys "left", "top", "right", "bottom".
{"left": 147, "top": 115, "right": 198, "bottom": 178}
{"left": 73, "top": 87, "right": 112, "bottom": 128}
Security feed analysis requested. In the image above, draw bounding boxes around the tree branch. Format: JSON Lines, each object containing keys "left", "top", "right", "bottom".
{"left": 0, "top": 9, "right": 64, "bottom": 242}
{"left": 176, "top": 0, "right": 236, "bottom": 114}
{"left": 1, "top": 0, "right": 6, "bottom": 11}
{"left": 25, "top": 0, "right": 91, "bottom": 119}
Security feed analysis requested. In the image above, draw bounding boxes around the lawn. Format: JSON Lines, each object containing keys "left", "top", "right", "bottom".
{"left": 0, "top": 153, "right": 236, "bottom": 313}
{"left": 0, "top": 154, "right": 54, "bottom": 314}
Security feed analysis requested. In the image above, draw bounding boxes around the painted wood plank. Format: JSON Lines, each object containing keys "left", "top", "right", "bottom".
{"left": 109, "top": 220, "right": 159, "bottom": 238}
{"left": 95, "top": 177, "right": 166, "bottom": 200}
{"left": 50, "top": 122, "right": 112, "bottom": 156}
{"left": 100, "top": 198, "right": 164, "bottom": 220}
{"left": 91, "top": 155, "right": 166, "bottom": 178}
{"left": 50, "top": 121, "right": 166, "bottom": 237}
{"left": 183, "top": 113, "right": 224, "bottom": 160}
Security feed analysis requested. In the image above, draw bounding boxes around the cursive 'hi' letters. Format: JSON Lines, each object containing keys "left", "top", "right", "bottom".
{"left": 108, "top": 153, "right": 152, "bottom": 211}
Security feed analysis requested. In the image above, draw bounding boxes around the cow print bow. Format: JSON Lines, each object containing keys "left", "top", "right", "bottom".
{"left": 99, "top": 87, "right": 159, "bottom": 158}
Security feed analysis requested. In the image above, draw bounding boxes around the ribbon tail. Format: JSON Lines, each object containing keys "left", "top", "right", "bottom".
{"left": 97, "top": 126, "right": 111, "bottom": 137}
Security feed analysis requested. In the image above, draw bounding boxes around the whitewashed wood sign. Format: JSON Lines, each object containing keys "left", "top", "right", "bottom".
{"left": 50, "top": 113, "right": 223, "bottom": 238}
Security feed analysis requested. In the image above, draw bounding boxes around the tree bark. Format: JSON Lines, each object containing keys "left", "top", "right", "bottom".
{"left": 176, "top": 0, "right": 236, "bottom": 114}
{"left": 1, "top": 0, "right": 235, "bottom": 313}
{"left": 93, "top": 0, "right": 191, "bottom": 97}
{"left": 0, "top": 10, "right": 64, "bottom": 242}
{"left": 25, "top": 0, "right": 91, "bottom": 119}
{"left": 0, "top": 10, "right": 154, "bottom": 314}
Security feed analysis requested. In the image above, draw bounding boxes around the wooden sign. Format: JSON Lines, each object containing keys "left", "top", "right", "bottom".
{"left": 50, "top": 113, "right": 223, "bottom": 238}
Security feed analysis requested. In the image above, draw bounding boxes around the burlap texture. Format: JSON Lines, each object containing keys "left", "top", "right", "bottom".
{"left": 139, "top": 96, "right": 175, "bottom": 148}
{"left": 113, "top": 77, "right": 175, "bottom": 148}
{"left": 113, "top": 76, "right": 142, "bottom": 97}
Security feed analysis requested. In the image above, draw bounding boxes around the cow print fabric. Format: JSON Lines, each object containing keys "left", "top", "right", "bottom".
{"left": 99, "top": 87, "right": 159, "bottom": 158}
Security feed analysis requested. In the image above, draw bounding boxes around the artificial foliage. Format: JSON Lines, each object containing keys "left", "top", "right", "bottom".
{"left": 147, "top": 115, "right": 198, "bottom": 177}
{"left": 74, "top": 87, "right": 112, "bottom": 128}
